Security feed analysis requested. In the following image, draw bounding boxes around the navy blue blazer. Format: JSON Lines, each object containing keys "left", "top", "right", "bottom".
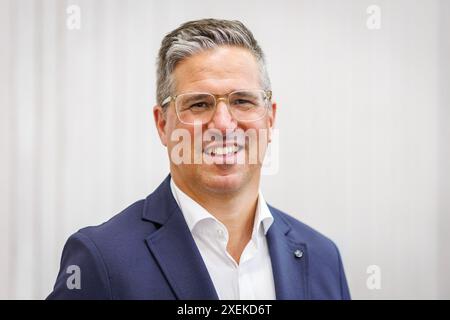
{"left": 47, "top": 175, "right": 350, "bottom": 300}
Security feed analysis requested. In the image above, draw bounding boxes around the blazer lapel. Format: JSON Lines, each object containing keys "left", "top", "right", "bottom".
{"left": 142, "top": 175, "right": 219, "bottom": 300}
{"left": 266, "top": 208, "right": 309, "bottom": 299}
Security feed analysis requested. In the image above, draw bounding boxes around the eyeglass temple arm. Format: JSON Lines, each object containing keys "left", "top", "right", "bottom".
{"left": 161, "top": 96, "right": 174, "bottom": 107}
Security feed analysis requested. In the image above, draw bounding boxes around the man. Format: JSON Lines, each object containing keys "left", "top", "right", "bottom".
{"left": 47, "top": 19, "right": 350, "bottom": 300}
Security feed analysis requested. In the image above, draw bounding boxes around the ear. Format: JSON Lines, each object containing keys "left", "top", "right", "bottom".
{"left": 153, "top": 105, "right": 168, "bottom": 146}
{"left": 267, "top": 102, "right": 277, "bottom": 143}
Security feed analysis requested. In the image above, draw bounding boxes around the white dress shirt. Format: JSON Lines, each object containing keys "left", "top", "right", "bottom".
{"left": 170, "top": 179, "right": 276, "bottom": 300}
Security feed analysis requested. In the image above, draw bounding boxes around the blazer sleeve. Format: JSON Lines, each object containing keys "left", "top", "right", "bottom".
{"left": 46, "top": 231, "right": 112, "bottom": 300}
{"left": 334, "top": 242, "right": 351, "bottom": 300}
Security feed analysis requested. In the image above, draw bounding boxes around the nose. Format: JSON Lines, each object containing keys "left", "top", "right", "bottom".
{"left": 207, "top": 99, "right": 237, "bottom": 132}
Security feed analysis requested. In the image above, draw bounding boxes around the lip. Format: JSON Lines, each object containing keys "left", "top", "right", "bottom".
{"left": 202, "top": 143, "right": 244, "bottom": 164}
{"left": 203, "top": 143, "right": 243, "bottom": 156}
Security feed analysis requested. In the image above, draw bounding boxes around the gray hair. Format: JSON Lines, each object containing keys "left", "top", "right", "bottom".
{"left": 156, "top": 18, "right": 271, "bottom": 107}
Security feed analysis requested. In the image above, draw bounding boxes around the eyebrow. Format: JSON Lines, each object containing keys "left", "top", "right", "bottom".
{"left": 181, "top": 93, "right": 212, "bottom": 104}
{"left": 180, "top": 88, "right": 256, "bottom": 96}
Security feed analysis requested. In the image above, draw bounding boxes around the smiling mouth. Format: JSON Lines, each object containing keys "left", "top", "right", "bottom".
{"left": 203, "top": 144, "right": 244, "bottom": 157}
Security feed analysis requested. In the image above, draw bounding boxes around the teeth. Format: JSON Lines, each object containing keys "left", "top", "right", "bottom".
{"left": 206, "top": 145, "right": 239, "bottom": 156}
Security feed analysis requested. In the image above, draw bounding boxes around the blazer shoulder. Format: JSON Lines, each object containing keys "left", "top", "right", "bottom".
{"left": 77, "top": 199, "right": 152, "bottom": 244}
{"left": 268, "top": 205, "right": 341, "bottom": 257}
{"left": 48, "top": 199, "right": 159, "bottom": 299}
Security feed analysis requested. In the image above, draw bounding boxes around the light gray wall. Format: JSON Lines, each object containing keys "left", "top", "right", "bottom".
{"left": 438, "top": 0, "right": 450, "bottom": 299}
{"left": 0, "top": 0, "right": 448, "bottom": 299}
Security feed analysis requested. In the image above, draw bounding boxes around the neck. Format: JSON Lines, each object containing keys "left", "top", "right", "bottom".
{"left": 171, "top": 172, "right": 260, "bottom": 263}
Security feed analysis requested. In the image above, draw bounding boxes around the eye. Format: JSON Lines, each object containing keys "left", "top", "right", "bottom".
{"left": 190, "top": 102, "right": 209, "bottom": 109}
{"left": 234, "top": 99, "right": 253, "bottom": 105}
{"left": 232, "top": 98, "right": 257, "bottom": 109}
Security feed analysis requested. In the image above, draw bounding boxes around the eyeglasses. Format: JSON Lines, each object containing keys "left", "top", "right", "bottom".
{"left": 161, "top": 89, "right": 272, "bottom": 125}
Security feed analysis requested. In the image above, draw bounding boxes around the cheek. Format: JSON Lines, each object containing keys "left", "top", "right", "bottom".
{"left": 166, "top": 124, "right": 197, "bottom": 157}
{"left": 241, "top": 121, "right": 270, "bottom": 143}
{"left": 238, "top": 122, "right": 270, "bottom": 165}
{"left": 164, "top": 111, "right": 186, "bottom": 145}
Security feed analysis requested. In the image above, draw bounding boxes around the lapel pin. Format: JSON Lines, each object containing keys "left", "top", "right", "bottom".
{"left": 294, "top": 249, "right": 303, "bottom": 258}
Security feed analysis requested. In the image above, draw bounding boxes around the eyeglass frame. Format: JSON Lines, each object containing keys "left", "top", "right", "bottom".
{"left": 161, "top": 89, "right": 273, "bottom": 124}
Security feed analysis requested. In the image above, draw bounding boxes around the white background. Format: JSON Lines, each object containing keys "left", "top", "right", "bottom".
{"left": 0, "top": 0, "right": 449, "bottom": 299}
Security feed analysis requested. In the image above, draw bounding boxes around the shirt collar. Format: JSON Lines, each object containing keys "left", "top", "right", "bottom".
{"left": 254, "top": 191, "right": 274, "bottom": 236}
{"left": 170, "top": 178, "right": 274, "bottom": 236}
{"left": 170, "top": 178, "right": 217, "bottom": 232}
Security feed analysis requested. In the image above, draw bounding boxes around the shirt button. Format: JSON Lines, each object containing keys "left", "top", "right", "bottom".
{"left": 217, "top": 229, "right": 225, "bottom": 239}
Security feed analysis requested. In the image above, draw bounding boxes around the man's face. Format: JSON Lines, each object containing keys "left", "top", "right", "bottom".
{"left": 154, "top": 46, "right": 276, "bottom": 196}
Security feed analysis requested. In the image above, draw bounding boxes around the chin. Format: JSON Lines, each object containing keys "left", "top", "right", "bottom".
{"left": 200, "top": 166, "right": 248, "bottom": 194}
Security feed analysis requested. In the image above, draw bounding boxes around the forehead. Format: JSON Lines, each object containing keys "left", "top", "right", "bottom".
{"left": 172, "top": 46, "right": 261, "bottom": 94}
